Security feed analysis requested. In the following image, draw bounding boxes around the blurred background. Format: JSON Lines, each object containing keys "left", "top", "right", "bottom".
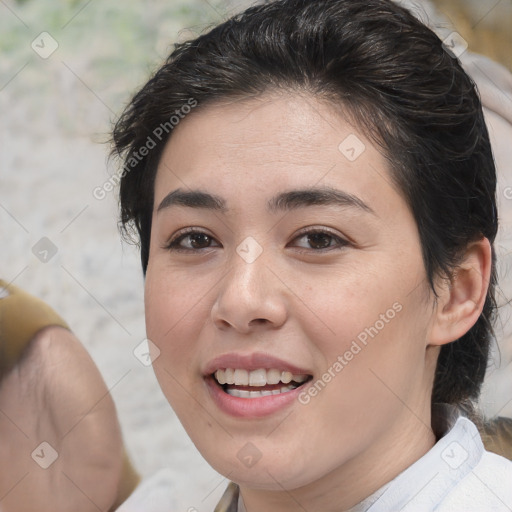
{"left": 1, "top": 0, "right": 511, "bottom": 510}
{"left": 432, "top": 0, "right": 512, "bottom": 70}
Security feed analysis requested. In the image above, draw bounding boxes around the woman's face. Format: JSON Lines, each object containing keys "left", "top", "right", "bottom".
{"left": 145, "top": 92, "right": 439, "bottom": 492}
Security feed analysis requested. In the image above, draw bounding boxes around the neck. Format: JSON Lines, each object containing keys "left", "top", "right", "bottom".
{"left": 239, "top": 409, "right": 436, "bottom": 512}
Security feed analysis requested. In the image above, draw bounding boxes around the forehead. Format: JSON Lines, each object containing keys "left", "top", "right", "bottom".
{"left": 153, "top": 92, "right": 401, "bottom": 216}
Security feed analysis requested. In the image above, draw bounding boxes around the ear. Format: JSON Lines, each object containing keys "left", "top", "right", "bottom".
{"left": 429, "top": 237, "right": 492, "bottom": 347}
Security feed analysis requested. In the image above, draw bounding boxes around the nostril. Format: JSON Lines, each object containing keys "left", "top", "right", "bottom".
{"left": 248, "top": 318, "right": 268, "bottom": 326}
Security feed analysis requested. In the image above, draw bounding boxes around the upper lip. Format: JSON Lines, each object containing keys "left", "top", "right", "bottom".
{"left": 203, "top": 352, "right": 312, "bottom": 377}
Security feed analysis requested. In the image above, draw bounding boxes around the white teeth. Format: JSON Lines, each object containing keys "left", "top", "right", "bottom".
{"left": 249, "top": 369, "right": 267, "bottom": 386}
{"left": 233, "top": 369, "right": 249, "bottom": 386}
{"left": 281, "top": 371, "right": 293, "bottom": 384}
{"left": 214, "top": 368, "right": 310, "bottom": 387}
{"left": 216, "top": 369, "right": 227, "bottom": 385}
{"left": 225, "top": 384, "right": 296, "bottom": 398}
{"left": 266, "top": 369, "right": 281, "bottom": 385}
{"left": 225, "top": 368, "right": 235, "bottom": 385}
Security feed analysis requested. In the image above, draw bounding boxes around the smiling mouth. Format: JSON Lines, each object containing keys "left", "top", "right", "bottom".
{"left": 212, "top": 368, "right": 312, "bottom": 398}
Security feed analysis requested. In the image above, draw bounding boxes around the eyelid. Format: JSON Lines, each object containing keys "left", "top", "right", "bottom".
{"left": 164, "top": 227, "right": 221, "bottom": 251}
{"left": 289, "top": 226, "right": 350, "bottom": 248}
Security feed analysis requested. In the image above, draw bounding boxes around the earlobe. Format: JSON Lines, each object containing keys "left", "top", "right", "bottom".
{"left": 429, "top": 237, "right": 492, "bottom": 347}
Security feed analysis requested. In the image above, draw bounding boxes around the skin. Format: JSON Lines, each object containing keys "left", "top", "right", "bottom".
{"left": 145, "top": 91, "right": 492, "bottom": 512}
{"left": 0, "top": 326, "right": 124, "bottom": 512}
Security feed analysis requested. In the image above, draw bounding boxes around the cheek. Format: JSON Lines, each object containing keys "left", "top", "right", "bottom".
{"left": 144, "top": 261, "right": 215, "bottom": 344}
{"left": 293, "top": 265, "right": 400, "bottom": 343}
{"left": 293, "top": 259, "right": 428, "bottom": 380}
{"left": 144, "top": 264, "right": 216, "bottom": 419}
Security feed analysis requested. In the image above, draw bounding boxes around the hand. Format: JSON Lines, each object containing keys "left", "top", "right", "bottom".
{"left": 0, "top": 326, "right": 124, "bottom": 511}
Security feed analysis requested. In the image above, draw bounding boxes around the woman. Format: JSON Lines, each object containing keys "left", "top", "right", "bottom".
{"left": 110, "top": 0, "right": 512, "bottom": 509}
{"left": 1, "top": 0, "right": 511, "bottom": 510}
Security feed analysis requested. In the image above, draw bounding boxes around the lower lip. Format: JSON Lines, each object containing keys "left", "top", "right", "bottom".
{"left": 205, "top": 377, "right": 308, "bottom": 418}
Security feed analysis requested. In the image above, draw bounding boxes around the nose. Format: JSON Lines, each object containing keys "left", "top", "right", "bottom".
{"left": 211, "top": 251, "right": 288, "bottom": 333}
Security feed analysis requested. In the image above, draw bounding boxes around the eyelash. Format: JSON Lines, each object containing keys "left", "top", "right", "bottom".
{"left": 164, "top": 227, "right": 349, "bottom": 253}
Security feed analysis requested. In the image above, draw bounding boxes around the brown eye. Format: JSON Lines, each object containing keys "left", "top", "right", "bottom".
{"left": 306, "top": 232, "right": 334, "bottom": 249}
{"left": 166, "top": 229, "right": 221, "bottom": 252}
{"left": 188, "top": 233, "right": 213, "bottom": 249}
{"left": 291, "top": 229, "right": 349, "bottom": 251}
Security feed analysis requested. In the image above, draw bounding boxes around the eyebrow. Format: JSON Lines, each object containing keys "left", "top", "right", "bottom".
{"left": 157, "top": 189, "right": 227, "bottom": 213}
{"left": 157, "top": 186, "right": 376, "bottom": 216}
{"left": 267, "top": 187, "right": 376, "bottom": 215}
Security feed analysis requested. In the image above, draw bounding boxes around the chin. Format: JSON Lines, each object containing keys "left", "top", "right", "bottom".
{"left": 196, "top": 441, "right": 320, "bottom": 491}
